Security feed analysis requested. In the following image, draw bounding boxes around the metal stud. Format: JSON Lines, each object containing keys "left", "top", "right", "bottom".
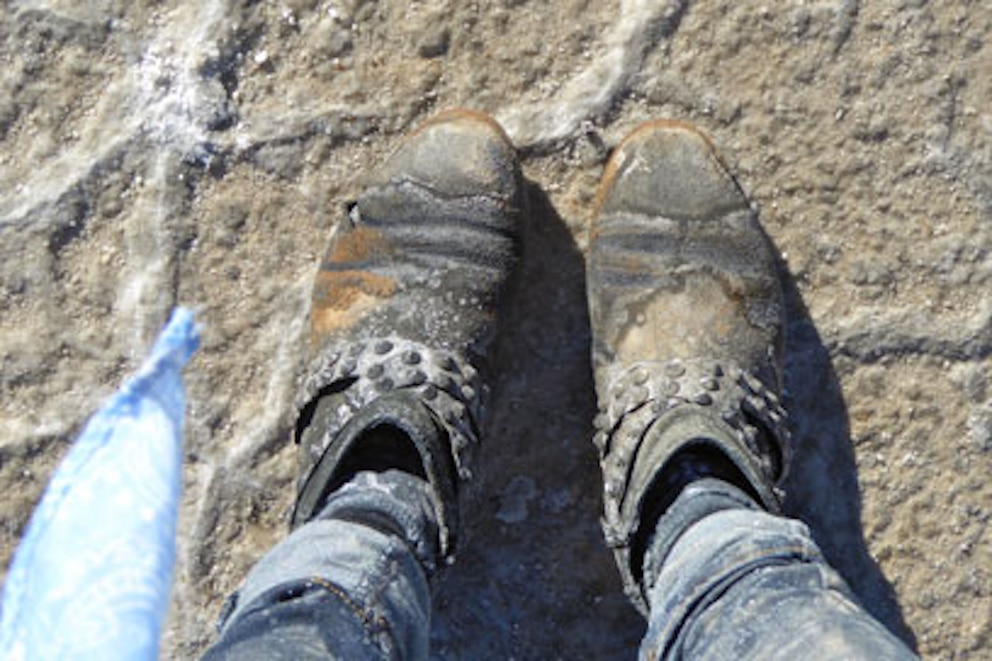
{"left": 368, "top": 363, "right": 385, "bottom": 378}
{"left": 741, "top": 372, "right": 763, "bottom": 394}
{"left": 742, "top": 395, "right": 762, "bottom": 416}
{"left": 743, "top": 428, "right": 759, "bottom": 453}
{"left": 374, "top": 340, "right": 393, "bottom": 354}
{"left": 423, "top": 384, "right": 439, "bottom": 400}
{"left": 593, "top": 431, "right": 608, "bottom": 451}
{"left": 317, "top": 366, "right": 335, "bottom": 383}
{"left": 403, "top": 350, "right": 422, "bottom": 365}
{"left": 445, "top": 403, "right": 465, "bottom": 424}
{"left": 630, "top": 386, "right": 649, "bottom": 403}
{"left": 663, "top": 380, "right": 680, "bottom": 396}
{"left": 610, "top": 399, "right": 626, "bottom": 423}
{"left": 694, "top": 393, "right": 713, "bottom": 406}
{"left": 665, "top": 361, "right": 686, "bottom": 377}
{"left": 438, "top": 355, "right": 456, "bottom": 371}
{"left": 701, "top": 377, "right": 719, "bottom": 391}
{"left": 593, "top": 412, "right": 609, "bottom": 430}
{"left": 376, "top": 377, "right": 394, "bottom": 391}
{"left": 407, "top": 370, "right": 427, "bottom": 386}
{"left": 632, "top": 367, "right": 649, "bottom": 385}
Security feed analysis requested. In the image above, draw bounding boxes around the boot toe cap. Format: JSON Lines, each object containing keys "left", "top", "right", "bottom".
{"left": 596, "top": 120, "right": 748, "bottom": 221}
{"left": 373, "top": 109, "right": 521, "bottom": 203}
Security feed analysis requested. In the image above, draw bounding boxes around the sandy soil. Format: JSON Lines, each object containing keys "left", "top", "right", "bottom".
{"left": 0, "top": 0, "right": 989, "bottom": 658}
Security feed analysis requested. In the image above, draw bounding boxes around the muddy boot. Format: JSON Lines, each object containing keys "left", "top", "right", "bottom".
{"left": 587, "top": 120, "right": 791, "bottom": 615}
{"left": 292, "top": 109, "right": 523, "bottom": 569}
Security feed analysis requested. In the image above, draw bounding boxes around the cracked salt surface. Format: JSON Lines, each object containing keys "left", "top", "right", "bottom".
{"left": 1, "top": 0, "right": 990, "bottom": 657}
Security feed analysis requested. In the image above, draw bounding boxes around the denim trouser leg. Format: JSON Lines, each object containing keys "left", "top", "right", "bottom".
{"left": 641, "top": 507, "right": 918, "bottom": 660}
{"left": 202, "top": 471, "right": 437, "bottom": 661}
{"left": 202, "top": 471, "right": 918, "bottom": 660}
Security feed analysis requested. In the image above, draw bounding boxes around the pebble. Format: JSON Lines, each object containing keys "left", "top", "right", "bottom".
{"left": 417, "top": 26, "right": 450, "bottom": 59}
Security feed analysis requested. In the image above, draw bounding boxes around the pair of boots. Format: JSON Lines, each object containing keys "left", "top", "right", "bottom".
{"left": 290, "top": 108, "right": 790, "bottom": 617}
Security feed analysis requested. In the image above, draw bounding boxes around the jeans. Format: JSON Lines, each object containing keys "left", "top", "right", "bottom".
{"left": 203, "top": 472, "right": 917, "bottom": 660}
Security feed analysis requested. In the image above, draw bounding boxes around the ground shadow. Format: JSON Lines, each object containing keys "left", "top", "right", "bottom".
{"left": 429, "top": 180, "right": 917, "bottom": 657}
{"left": 430, "top": 181, "right": 644, "bottom": 658}
{"left": 780, "top": 267, "right": 919, "bottom": 651}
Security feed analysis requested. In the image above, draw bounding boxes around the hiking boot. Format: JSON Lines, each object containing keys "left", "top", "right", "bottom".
{"left": 292, "top": 110, "right": 523, "bottom": 564}
{"left": 587, "top": 120, "right": 791, "bottom": 614}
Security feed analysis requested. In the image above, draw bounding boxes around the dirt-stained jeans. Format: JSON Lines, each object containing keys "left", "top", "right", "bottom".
{"left": 202, "top": 474, "right": 917, "bottom": 660}
{"left": 641, "top": 507, "right": 916, "bottom": 659}
{"left": 201, "top": 471, "right": 436, "bottom": 660}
